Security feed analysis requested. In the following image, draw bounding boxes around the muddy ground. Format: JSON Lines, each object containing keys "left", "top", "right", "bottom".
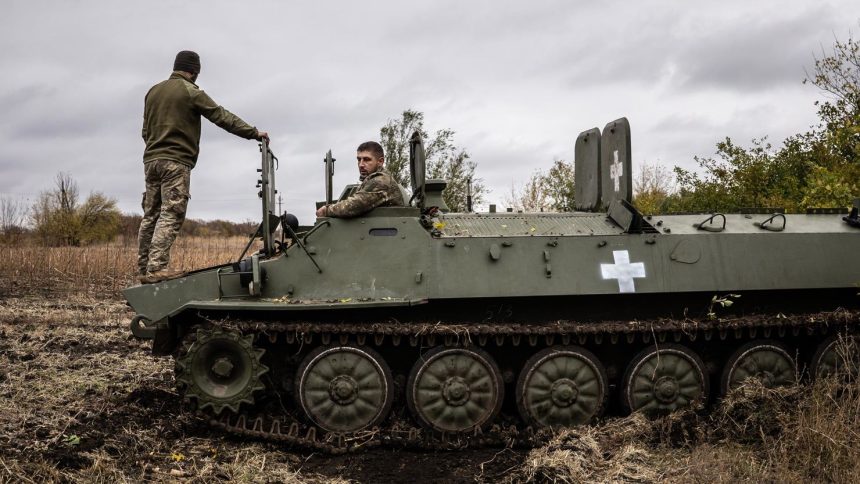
{"left": 3, "top": 294, "right": 859, "bottom": 483}
{"left": 0, "top": 296, "right": 526, "bottom": 483}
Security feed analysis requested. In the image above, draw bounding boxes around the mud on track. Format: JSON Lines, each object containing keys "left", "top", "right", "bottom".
{"left": 0, "top": 296, "right": 525, "bottom": 483}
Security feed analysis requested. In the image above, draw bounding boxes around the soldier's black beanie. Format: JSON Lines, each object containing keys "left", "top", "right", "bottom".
{"left": 174, "top": 50, "right": 201, "bottom": 74}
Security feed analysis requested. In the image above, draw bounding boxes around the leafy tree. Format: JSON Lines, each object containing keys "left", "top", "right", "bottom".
{"left": 672, "top": 33, "right": 860, "bottom": 212}
{"left": 0, "top": 196, "right": 27, "bottom": 244}
{"left": 31, "top": 172, "right": 121, "bottom": 246}
{"left": 380, "top": 110, "right": 486, "bottom": 211}
{"left": 32, "top": 172, "right": 81, "bottom": 245}
{"left": 77, "top": 193, "right": 121, "bottom": 244}
{"left": 800, "top": 33, "right": 860, "bottom": 207}
{"left": 506, "top": 172, "right": 548, "bottom": 212}
{"left": 633, "top": 161, "right": 676, "bottom": 214}
{"left": 508, "top": 158, "right": 675, "bottom": 215}
{"left": 671, "top": 138, "right": 807, "bottom": 212}
{"left": 506, "top": 159, "right": 575, "bottom": 212}
{"left": 543, "top": 160, "right": 576, "bottom": 212}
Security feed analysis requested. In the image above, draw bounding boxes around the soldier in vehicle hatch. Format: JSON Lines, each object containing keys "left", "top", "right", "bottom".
{"left": 138, "top": 50, "right": 269, "bottom": 284}
{"left": 315, "top": 141, "right": 406, "bottom": 218}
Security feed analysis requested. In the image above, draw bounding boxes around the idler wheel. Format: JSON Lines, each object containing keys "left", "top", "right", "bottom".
{"left": 721, "top": 340, "right": 796, "bottom": 395}
{"left": 296, "top": 345, "right": 393, "bottom": 433}
{"left": 175, "top": 328, "right": 268, "bottom": 415}
{"left": 811, "top": 335, "right": 860, "bottom": 380}
{"left": 407, "top": 346, "right": 503, "bottom": 433}
{"left": 622, "top": 343, "right": 708, "bottom": 414}
{"left": 516, "top": 346, "right": 607, "bottom": 428}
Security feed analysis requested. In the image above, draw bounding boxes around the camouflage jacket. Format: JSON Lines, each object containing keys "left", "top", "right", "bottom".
{"left": 142, "top": 73, "right": 258, "bottom": 169}
{"left": 325, "top": 169, "right": 406, "bottom": 217}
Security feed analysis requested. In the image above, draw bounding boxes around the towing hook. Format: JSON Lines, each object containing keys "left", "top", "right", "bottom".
{"left": 130, "top": 315, "right": 156, "bottom": 339}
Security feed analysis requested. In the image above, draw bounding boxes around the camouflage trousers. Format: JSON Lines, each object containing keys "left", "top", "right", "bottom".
{"left": 137, "top": 160, "right": 191, "bottom": 274}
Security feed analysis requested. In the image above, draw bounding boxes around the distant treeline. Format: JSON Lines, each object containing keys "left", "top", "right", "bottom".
{"left": 1, "top": 178, "right": 256, "bottom": 246}
{"left": 117, "top": 214, "right": 256, "bottom": 239}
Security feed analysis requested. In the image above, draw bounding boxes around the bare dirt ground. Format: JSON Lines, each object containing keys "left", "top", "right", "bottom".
{"left": 2, "top": 240, "right": 859, "bottom": 483}
{"left": 0, "top": 296, "right": 528, "bottom": 483}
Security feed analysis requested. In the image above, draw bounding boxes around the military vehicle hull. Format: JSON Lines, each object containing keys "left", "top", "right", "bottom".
{"left": 125, "top": 206, "right": 860, "bottom": 451}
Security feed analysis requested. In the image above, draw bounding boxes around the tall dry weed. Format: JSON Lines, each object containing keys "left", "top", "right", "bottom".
{"left": 0, "top": 236, "right": 257, "bottom": 298}
{"left": 514, "top": 337, "right": 860, "bottom": 483}
{"left": 510, "top": 414, "right": 663, "bottom": 483}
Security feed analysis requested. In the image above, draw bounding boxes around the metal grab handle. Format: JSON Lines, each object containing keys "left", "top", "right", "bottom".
{"left": 694, "top": 213, "right": 726, "bottom": 232}
{"left": 302, "top": 219, "right": 331, "bottom": 244}
{"left": 755, "top": 213, "right": 786, "bottom": 232}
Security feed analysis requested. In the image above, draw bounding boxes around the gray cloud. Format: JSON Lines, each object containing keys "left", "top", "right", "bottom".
{"left": 0, "top": 1, "right": 857, "bottom": 224}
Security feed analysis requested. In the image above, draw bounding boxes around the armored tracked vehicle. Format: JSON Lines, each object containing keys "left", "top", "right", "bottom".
{"left": 125, "top": 119, "right": 860, "bottom": 452}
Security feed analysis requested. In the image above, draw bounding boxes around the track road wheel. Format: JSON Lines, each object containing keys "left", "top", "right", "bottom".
{"left": 175, "top": 327, "right": 268, "bottom": 415}
{"left": 721, "top": 340, "right": 796, "bottom": 395}
{"left": 407, "top": 346, "right": 503, "bottom": 433}
{"left": 296, "top": 345, "right": 394, "bottom": 433}
{"left": 811, "top": 335, "right": 860, "bottom": 380}
{"left": 622, "top": 343, "right": 708, "bottom": 415}
{"left": 516, "top": 346, "right": 607, "bottom": 428}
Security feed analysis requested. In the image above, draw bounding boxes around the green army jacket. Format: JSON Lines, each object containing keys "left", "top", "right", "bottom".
{"left": 142, "top": 72, "right": 258, "bottom": 168}
{"left": 326, "top": 169, "right": 406, "bottom": 218}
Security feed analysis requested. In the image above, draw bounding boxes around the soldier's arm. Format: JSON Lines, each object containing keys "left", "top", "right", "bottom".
{"left": 190, "top": 88, "right": 260, "bottom": 140}
{"left": 141, "top": 93, "right": 148, "bottom": 141}
{"left": 325, "top": 175, "right": 391, "bottom": 218}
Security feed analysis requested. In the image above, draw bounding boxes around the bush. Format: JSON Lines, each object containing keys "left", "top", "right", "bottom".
{"left": 30, "top": 172, "right": 121, "bottom": 246}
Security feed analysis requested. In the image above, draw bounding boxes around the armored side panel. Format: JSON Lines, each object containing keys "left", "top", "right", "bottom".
{"left": 600, "top": 118, "right": 632, "bottom": 208}
{"left": 574, "top": 128, "right": 601, "bottom": 212}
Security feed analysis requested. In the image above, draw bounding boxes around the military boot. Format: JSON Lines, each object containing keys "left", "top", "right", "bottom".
{"left": 141, "top": 268, "right": 187, "bottom": 284}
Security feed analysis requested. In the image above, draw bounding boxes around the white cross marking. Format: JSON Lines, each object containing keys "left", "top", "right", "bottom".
{"left": 600, "top": 250, "right": 646, "bottom": 293}
{"left": 610, "top": 149, "right": 622, "bottom": 192}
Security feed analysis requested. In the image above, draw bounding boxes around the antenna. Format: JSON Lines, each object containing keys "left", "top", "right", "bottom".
{"left": 324, "top": 150, "right": 335, "bottom": 206}
{"left": 466, "top": 177, "right": 473, "bottom": 212}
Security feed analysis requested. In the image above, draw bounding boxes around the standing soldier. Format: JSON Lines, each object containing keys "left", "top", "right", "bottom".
{"left": 138, "top": 50, "right": 268, "bottom": 284}
{"left": 315, "top": 141, "right": 406, "bottom": 218}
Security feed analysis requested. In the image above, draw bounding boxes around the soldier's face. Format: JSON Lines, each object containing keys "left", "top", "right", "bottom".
{"left": 357, "top": 151, "right": 383, "bottom": 177}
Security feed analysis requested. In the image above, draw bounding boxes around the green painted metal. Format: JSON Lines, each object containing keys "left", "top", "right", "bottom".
{"left": 122, "top": 214, "right": 859, "bottom": 364}
{"left": 296, "top": 346, "right": 393, "bottom": 433}
{"left": 123, "top": 207, "right": 860, "bottom": 327}
{"left": 175, "top": 328, "right": 268, "bottom": 415}
{"left": 574, "top": 127, "right": 601, "bottom": 211}
{"left": 407, "top": 346, "right": 503, "bottom": 433}
{"left": 516, "top": 346, "right": 607, "bottom": 427}
{"left": 721, "top": 341, "right": 796, "bottom": 394}
{"left": 623, "top": 344, "right": 708, "bottom": 414}
{"left": 600, "top": 117, "right": 632, "bottom": 208}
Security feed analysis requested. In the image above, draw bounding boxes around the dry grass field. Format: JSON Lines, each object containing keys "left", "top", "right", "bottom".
{"left": 2, "top": 237, "right": 860, "bottom": 482}
{"left": 0, "top": 236, "right": 256, "bottom": 298}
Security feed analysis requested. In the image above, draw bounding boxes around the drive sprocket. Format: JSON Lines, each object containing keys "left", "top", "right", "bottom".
{"left": 175, "top": 327, "right": 268, "bottom": 415}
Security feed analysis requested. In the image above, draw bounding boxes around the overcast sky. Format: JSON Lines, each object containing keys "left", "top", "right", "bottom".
{"left": 1, "top": 1, "right": 857, "bottom": 224}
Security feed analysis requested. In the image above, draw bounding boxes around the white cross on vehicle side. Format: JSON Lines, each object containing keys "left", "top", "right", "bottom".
{"left": 600, "top": 250, "right": 645, "bottom": 293}
{"left": 610, "top": 149, "right": 622, "bottom": 192}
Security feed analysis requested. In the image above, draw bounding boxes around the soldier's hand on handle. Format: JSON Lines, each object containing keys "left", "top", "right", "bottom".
{"left": 316, "top": 205, "right": 328, "bottom": 218}
{"left": 256, "top": 130, "right": 270, "bottom": 143}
